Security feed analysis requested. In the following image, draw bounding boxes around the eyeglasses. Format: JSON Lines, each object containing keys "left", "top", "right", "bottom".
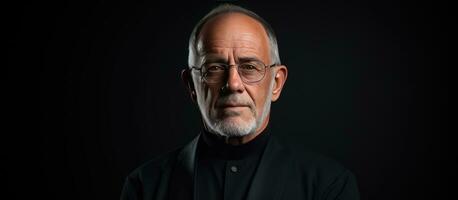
{"left": 190, "top": 60, "right": 277, "bottom": 84}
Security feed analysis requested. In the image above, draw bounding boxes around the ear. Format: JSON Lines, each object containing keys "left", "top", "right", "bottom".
{"left": 181, "top": 68, "right": 197, "bottom": 103}
{"left": 271, "top": 65, "right": 288, "bottom": 102}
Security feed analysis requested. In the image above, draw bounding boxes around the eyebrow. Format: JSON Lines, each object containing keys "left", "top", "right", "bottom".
{"left": 203, "top": 57, "right": 227, "bottom": 64}
{"left": 203, "top": 56, "right": 263, "bottom": 64}
{"left": 238, "top": 56, "right": 263, "bottom": 63}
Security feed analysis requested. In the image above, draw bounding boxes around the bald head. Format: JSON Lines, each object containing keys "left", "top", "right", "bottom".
{"left": 196, "top": 13, "right": 271, "bottom": 66}
{"left": 188, "top": 4, "right": 281, "bottom": 67}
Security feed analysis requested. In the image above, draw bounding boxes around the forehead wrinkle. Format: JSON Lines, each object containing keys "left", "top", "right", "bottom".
{"left": 196, "top": 13, "right": 271, "bottom": 64}
{"left": 201, "top": 38, "right": 261, "bottom": 50}
{"left": 201, "top": 47, "right": 262, "bottom": 63}
{"left": 199, "top": 42, "right": 264, "bottom": 61}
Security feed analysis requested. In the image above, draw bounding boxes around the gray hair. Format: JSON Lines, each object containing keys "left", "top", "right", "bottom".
{"left": 188, "top": 4, "right": 281, "bottom": 67}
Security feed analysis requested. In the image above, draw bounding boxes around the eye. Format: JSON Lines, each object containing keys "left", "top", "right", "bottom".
{"left": 240, "top": 63, "right": 261, "bottom": 71}
{"left": 204, "top": 63, "right": 226, "bottom": 72}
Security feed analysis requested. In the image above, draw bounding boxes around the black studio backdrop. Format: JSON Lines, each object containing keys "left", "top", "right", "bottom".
{"left": 6, "top": 0, "right": 451, "bottom": 200}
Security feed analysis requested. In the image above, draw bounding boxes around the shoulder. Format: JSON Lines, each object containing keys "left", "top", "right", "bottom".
{"left": 120, "top": 148, "right": 182, "bottom": 200}
{"left": 292, "top": 151, "right": 348, "bottom": 176}
{"left": 278, "top": 141, "right": 359, "bottom": 199}
{"left": 123, "top": 135, "right": 200, "bottom": 194}
{"left": 126, "top": 148, "right": 181, "bottom": 183}
{"left": 272, "top": 137, "right": 351, "bottom": 178}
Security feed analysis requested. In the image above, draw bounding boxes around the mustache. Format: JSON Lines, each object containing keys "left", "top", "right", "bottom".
{"left": 215, "top": 95, "right": 254, "bottom": 109}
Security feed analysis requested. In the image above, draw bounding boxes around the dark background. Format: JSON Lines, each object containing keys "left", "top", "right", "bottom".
{"left": 6, "top": 0, "right": 451, "bottom": 199}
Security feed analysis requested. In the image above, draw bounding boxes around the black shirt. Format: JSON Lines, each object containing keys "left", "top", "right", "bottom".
{"left": 195, "top": 128, "right": 271, "bottom": 200}
{"left": 121, "top": 127, "right": 360, "bottom": 200}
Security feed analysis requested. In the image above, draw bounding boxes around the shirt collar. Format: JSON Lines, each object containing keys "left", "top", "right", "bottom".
{"left": 198, "top": 126, "right": 271, "bottom": 160}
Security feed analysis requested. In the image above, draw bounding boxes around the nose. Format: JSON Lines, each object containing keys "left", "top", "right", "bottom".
{"left": 223, "top": 65, "right": 245, "bottom": 94}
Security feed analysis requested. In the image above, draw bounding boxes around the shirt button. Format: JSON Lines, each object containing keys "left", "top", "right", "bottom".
{"left": 230, "top": 166, "right": 238, "bottom": 173}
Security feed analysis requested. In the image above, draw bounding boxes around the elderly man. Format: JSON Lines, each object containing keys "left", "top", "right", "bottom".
{"left": 121, "top": 4, "right": 359, "bottom": 200}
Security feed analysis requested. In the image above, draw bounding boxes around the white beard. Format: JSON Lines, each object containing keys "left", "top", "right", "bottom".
{"left": 212, "top": 114, "right": 257, "bottom": 137}
{"left": 200, "top": 74, "right": 275, "bottom": 138}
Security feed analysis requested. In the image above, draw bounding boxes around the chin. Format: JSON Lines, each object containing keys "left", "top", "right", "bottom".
{"left": 211, "top": 116, "right": 257, "bottom": 137}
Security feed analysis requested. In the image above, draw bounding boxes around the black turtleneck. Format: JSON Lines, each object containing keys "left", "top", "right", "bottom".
{"left": 195, "top": 127, "right": 271, "bottom": 200}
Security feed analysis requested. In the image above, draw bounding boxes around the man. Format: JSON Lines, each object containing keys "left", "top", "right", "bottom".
{"left": 121, "top": 4, "right": 359, "bottom": 200}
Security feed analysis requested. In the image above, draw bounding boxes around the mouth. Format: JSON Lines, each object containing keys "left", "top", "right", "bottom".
{"left": 219, "top": 104, "right": 249, "bottom": 108}
{"left": 215, "top": 102, "right": 254, "bottom": 118}
{"left": 216, "top": 104, "right": 248, "bottom": 117}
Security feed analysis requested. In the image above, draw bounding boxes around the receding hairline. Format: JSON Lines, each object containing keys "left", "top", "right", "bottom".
{"left": 196, "top": 13, "right": 271, "bottom": 55}
{"left": 188, "top": 4, "right": 281, "bottom": 67}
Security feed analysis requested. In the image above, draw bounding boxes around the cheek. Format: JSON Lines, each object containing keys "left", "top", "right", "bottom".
{"left": 248, "top": 85, "right": 270, "bottom": 116}
{"left": 257, "top": 92, "right": 269, "bottom": 112}
{"left": 197, "top": 84, "right": 221, "bottom": 110}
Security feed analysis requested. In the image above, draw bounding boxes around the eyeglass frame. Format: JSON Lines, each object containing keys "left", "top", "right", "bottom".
{"left": 188, "top": 61, "right": 278, "bottom": 84}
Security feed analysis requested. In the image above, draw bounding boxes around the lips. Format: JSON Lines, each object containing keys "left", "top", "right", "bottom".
{"left": 219, "top": 104, "right": 248, "bottom": 108}
{"left": 216, "top": 101, "right": 250, "bottom": 108}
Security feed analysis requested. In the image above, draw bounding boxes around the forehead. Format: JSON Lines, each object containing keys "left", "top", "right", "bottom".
{"left": 196, "top": 13, "right": 270, "bottom": 59}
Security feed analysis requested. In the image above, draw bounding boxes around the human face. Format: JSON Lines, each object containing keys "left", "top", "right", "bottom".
{"left": 191, "top": 13, "right": 275, "bottom": 138}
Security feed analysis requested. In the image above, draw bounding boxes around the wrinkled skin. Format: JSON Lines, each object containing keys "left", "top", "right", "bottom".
{"left": 182, "top": 13, "right": 288, "bottom": 145}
